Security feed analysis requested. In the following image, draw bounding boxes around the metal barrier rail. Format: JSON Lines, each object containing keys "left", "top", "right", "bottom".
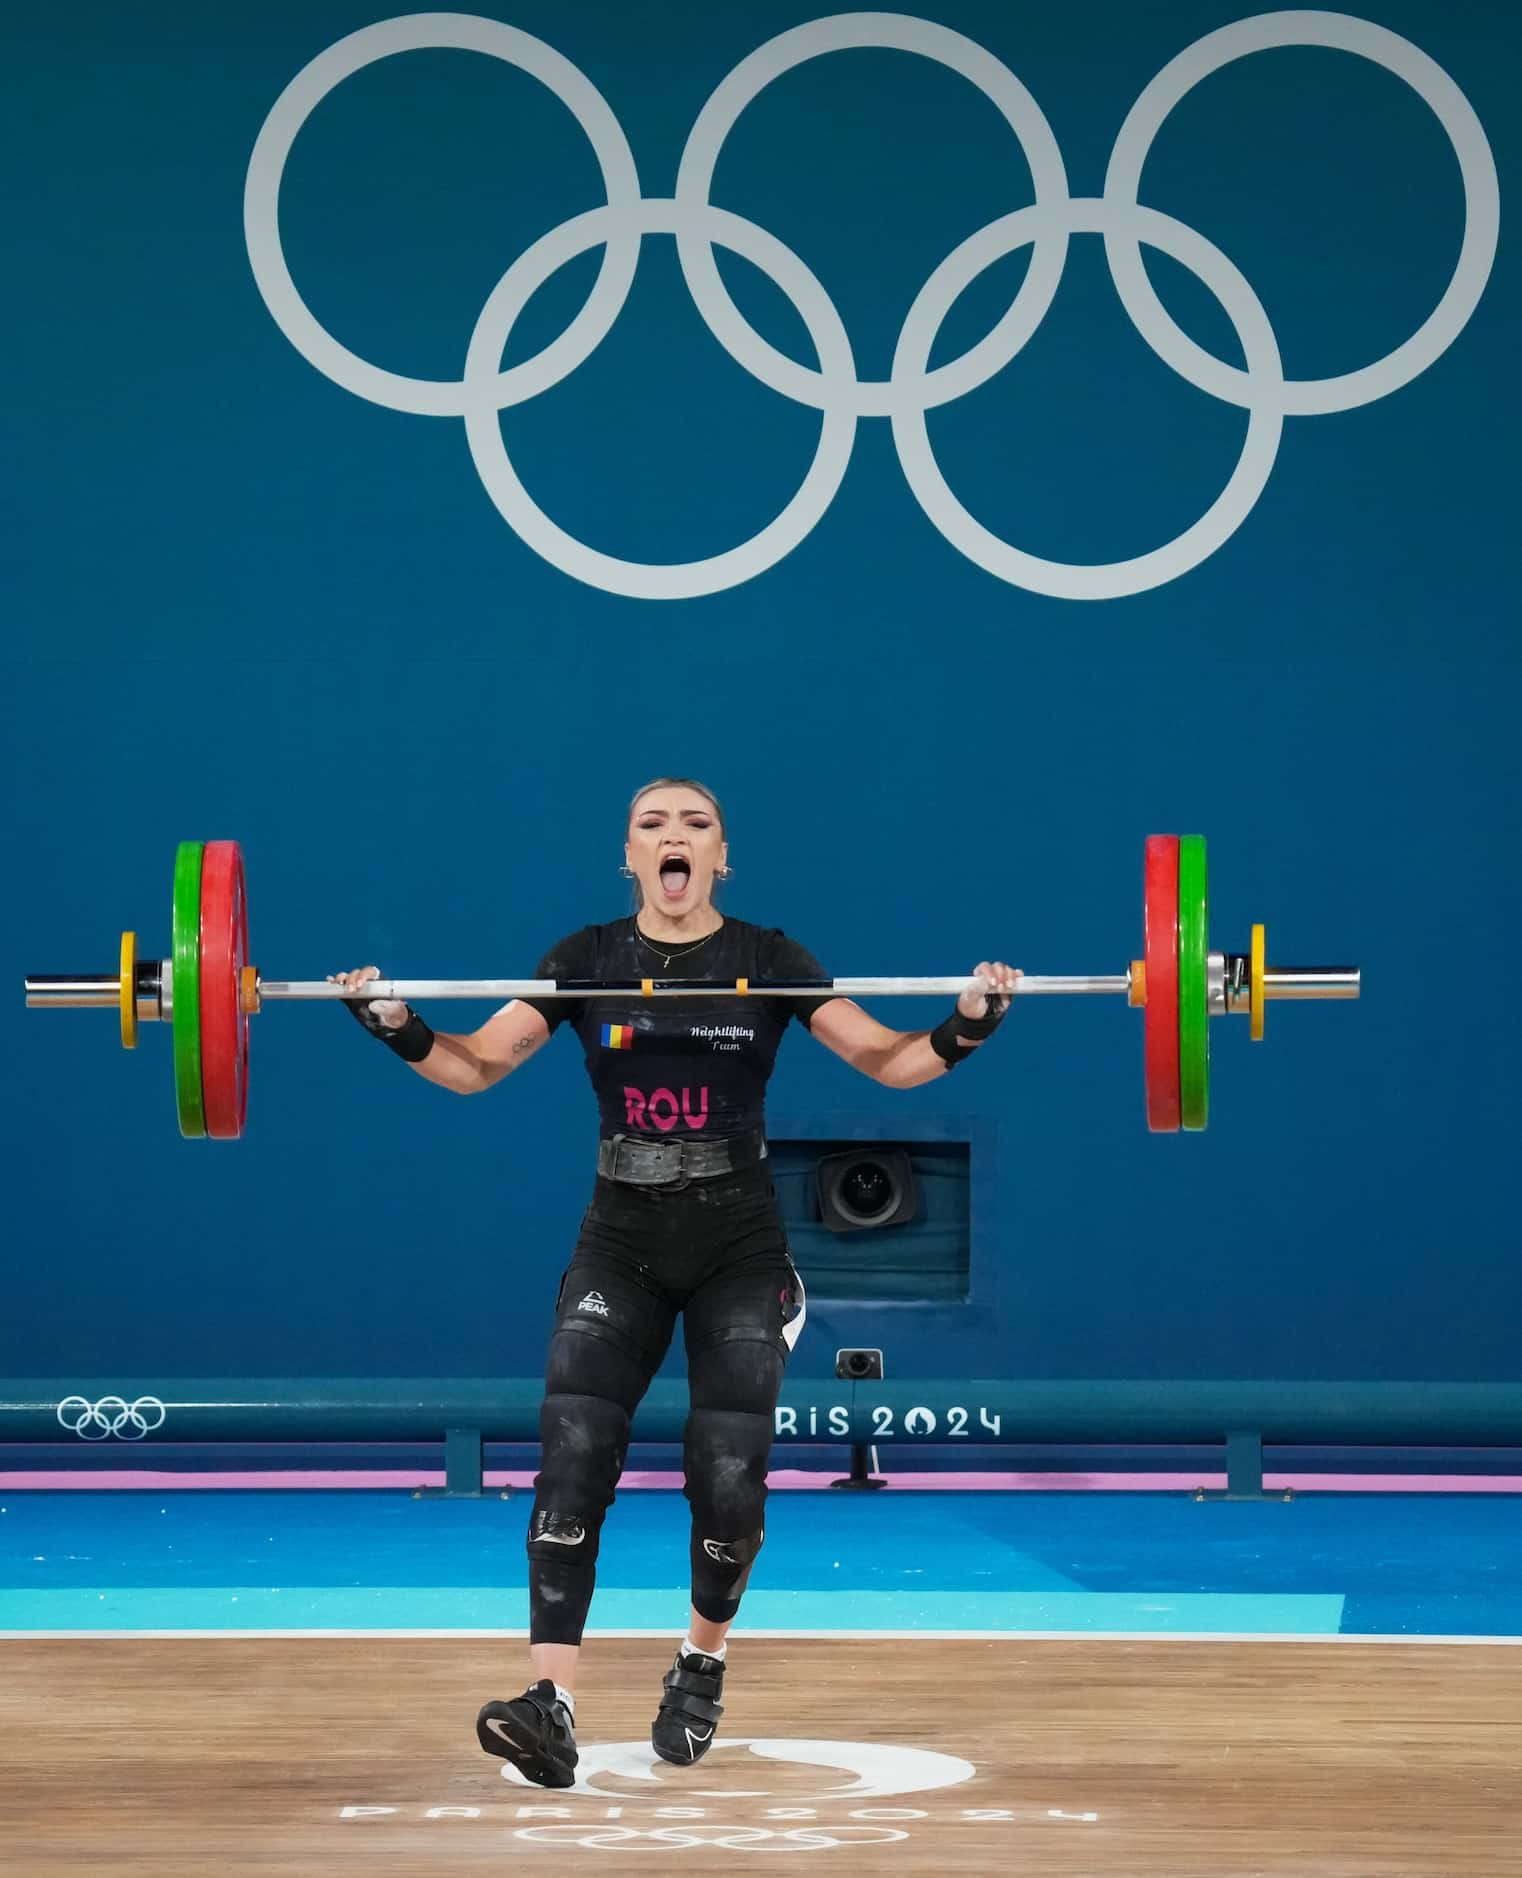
{"left": 10, "top": 1379, "right": 1522, "bottom": 1498}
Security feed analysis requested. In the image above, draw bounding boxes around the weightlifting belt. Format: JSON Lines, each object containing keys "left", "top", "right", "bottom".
{"left": 596, "top": 1129, "right": 768, "bottom": 1187}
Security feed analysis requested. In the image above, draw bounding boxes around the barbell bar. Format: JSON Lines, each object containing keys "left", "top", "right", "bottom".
{"left": 23, "top": 835, "right": 1359, "bottom": 1140}
{"left": 26, "top": 967, "right": 1357, "bottom": 1006}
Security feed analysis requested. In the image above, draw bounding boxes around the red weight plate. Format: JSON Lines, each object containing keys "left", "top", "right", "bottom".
{"left": 1143, "top": 835, "right": 1181, "bottom": 1133}
{"left": 199, "top": 840, "right": 250, "bottom": 1140}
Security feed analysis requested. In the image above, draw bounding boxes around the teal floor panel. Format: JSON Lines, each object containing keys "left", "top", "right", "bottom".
{"left": 0, "top": 1488, "right": 1515, "bottom": 1635}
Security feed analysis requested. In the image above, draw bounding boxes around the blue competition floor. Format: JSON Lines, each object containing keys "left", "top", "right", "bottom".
{"left": 2, "top": 1488, "right": 1520, "bottom": 1635}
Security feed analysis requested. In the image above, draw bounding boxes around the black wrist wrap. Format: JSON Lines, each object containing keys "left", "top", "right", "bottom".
{"left": 929, "top": 997, "right": 1009, "bottom": 1069}
{"left": 344, "top": 999, "right": 436, "bottom": 1064}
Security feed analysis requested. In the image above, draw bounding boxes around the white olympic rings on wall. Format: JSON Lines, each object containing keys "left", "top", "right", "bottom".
{"left": 56, "top": 1395, "right": 167, "bottom": 1441}
{"left": 245, "top": 10, "right": 1499, "bottom": 601}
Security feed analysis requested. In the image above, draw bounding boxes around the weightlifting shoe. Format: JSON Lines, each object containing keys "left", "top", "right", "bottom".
{"left": 476, "top": 1680, "right": 578, "bottom": 1788}
{"left": 652, "top": 1648, "right": 726, "bottom": 1765}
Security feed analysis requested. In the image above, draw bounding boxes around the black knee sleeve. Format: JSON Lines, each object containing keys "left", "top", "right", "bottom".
{"left": 527, "top": 1391, "right": 631, "bottom": 1644}
{"left": 684, "top": 1405, "right": 772, "bottom": 1623}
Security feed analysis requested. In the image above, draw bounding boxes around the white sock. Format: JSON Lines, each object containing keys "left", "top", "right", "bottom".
{"left": 553, "top": 1683, "right": 576, "bottom": 1719}
{"left": 683, "top": 1636, "right": 726, "bottom": 1662}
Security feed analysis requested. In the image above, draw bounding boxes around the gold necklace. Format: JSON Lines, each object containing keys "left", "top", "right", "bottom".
{"left": 635, "top": 922, "right": 723, "bottom": 970}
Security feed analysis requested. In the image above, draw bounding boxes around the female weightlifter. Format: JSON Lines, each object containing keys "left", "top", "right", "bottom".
{"left": 333, "top": 777, "right": 1019, "bottom": 1788}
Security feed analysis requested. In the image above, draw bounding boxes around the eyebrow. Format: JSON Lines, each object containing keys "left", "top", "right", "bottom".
{"left": 636, "top": 808, "right": 713, "bottom": 817}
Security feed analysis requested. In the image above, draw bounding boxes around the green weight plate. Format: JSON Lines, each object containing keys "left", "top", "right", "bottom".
{"left": 172, "top": 841, "right": 206, "bottom": 1139}
{"left": 1177, "top": 834, "right": 1209, "bottom": 1131}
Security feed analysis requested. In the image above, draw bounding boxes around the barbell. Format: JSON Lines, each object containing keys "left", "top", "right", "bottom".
{"left": 23, "top": 835, "right": 1359, "bottom": 1140}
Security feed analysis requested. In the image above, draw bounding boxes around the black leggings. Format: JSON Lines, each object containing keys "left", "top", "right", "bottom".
{"left": 527, "top": 1163, "right": 804, "bottom": 1645}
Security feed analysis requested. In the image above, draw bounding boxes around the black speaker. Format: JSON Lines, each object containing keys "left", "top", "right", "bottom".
{"left": 815, "top": 1146, "right": 916, "bottom": 1233}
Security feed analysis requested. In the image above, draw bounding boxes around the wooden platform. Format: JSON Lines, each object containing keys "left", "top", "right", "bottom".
{"left": 1, "top": 1637, "right": 1517, "bottom": 1874}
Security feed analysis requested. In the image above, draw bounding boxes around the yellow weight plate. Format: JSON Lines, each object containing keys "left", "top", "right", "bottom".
{"left": 1250, "top": 922, "right": 1266, "bottom": 1043}
{"left": 119, "top": 931, "right": 138, "bottom": 1050}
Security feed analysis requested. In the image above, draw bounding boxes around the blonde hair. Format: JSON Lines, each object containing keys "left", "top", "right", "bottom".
{"left": 626, "top": 778, "right": 727, "bottom": 911}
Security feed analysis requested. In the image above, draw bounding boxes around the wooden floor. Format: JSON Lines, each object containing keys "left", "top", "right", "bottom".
{"left": 1, "top": 1637, "right": 1518, "bottom": 1874}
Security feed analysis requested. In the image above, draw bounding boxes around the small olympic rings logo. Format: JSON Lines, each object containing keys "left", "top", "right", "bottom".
{"left": 56, "top": 1395, "right": 168, "bottom": 1442}
{"left": 511, "top": 1824, "right": 908, "bottom": 1852}
{"left": 246, "top": 11, "right": 1498, "bottom": 601}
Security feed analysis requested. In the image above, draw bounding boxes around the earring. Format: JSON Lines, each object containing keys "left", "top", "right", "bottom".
{"left": 716, "top": 865, "right": 733, "bottom": 879}
{"left": 618, "top": 864, "right": 635, "bottom": 878}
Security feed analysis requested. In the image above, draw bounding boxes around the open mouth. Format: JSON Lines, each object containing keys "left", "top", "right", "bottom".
{"left": 658, "top": 856, "right": 692, "bottom": 900}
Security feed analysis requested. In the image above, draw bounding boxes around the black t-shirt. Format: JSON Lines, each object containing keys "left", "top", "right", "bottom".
{"left": 518, "top": 917, "right": 834, "bottom": 1140}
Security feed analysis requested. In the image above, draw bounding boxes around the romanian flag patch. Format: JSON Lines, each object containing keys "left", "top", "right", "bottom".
{"left": 602, "top": 1023, "right": 634, "bottom": 1051}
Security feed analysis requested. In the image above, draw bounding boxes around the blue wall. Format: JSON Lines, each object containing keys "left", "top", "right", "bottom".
{"left": 3, "top": 1, "right": 1516, "bottom": 1390}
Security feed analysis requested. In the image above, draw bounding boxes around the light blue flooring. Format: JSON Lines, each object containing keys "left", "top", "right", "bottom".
{"left": 1, "top": 1487, "right": 1517, "bottom": 1635}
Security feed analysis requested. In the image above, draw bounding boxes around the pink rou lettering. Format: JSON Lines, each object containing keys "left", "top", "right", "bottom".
{"left": 623, "top": 1086, "right": 710, "bottom": 1132}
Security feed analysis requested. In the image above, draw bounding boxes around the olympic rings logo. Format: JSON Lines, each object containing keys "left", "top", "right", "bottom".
{"left": 246, "top": 11, "right": 1498, "bottom": 601}
{"left": 512, "top": 1824, "right": 908, "bottom": 1852}
{"left": 56, "top": 1395, "right": 167, "bottom": 1442}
